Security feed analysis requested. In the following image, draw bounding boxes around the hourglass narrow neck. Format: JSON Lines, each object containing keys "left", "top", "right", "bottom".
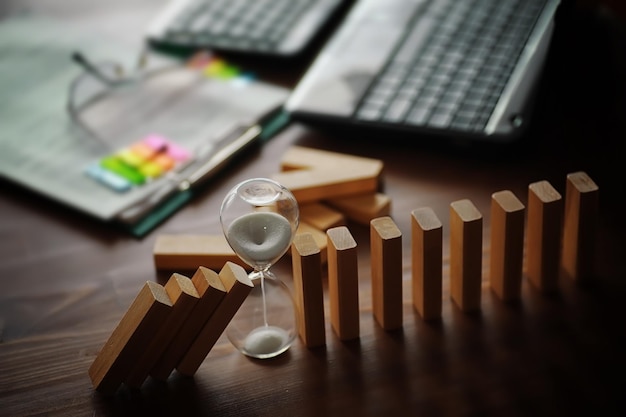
{"left": 249, "top": 268, "right": 275, "bottom": 282}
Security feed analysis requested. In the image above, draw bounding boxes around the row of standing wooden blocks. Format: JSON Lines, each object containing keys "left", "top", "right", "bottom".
{"left": 292, "top": 171, "right": 598, "bottom": 348}
{"left": 89, "top": 171, "right": 597, "bottom": 391}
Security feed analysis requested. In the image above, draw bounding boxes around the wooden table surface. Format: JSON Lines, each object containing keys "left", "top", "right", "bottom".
{"left": 1, "top": 1, "right": 625, "bottom": 416}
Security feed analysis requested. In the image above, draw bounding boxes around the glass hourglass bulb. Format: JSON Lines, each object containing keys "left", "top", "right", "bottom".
{"left": 220, "top": 178, "right": 299, "bottom": 359}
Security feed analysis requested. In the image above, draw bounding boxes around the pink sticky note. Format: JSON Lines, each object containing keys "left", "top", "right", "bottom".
{"left": 165, "top": 142, "right": 191, "bottom": 162}
{"left": 142, "top": 134, "right": 190, "bottom": 162}
{"left": 143, "top": 134, "right": 168, "bottom": 151}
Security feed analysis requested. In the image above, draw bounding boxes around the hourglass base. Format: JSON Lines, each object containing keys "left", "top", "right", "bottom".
{"left": 241, "top": 325, "right": 292, "bottom": 359}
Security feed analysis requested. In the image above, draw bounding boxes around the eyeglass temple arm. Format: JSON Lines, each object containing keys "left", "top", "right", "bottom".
{"left": 71, "top": 51, "right": 120, "bottom": 87}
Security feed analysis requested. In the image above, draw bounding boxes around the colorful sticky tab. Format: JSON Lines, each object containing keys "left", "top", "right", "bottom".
{"left": 139, "top": 161, "right": 164, "bottom": 178}
{"left": 87, "top": 135, "right": 191, "bottom": 192}
{"left": 152, "top": 153, "right": 176, "bottom": 171}
{"left": 130, "top": 142, "right": 158, "bottom": 160}
{"left": 143, "top": 135, "right": 168, "bottom": 151}
{"left": 85, "top": 163, "right": 132, "bottom": 192}
{"left": 101, "top": 156, "right": 146, "bottom": 185}
{"left": 117, "top": 148, "right": 145, "bottom": 168}
{"left": 203, "top": 59, "right": 228, "bottom": 78}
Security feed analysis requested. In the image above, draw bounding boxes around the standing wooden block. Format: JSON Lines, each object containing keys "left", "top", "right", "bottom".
{"left": 88, "top": 281, "right": 172, "bottom": 395}
{"left": 126, "top": 273, "right": 199, "bottom": 388}
{"left": 411, "top": 207, "right": 443, "bottom": 321}
{"left": 326, "top": 193, "right": 392, "bottom": 225}
{"left": 527, "top": 180, "right": 563, "bottom": 293}
{"left": 450, "top": 199, "right": 483, "bottom": 313}
{"left": 150, "top": 267, "right": 226, "bottom": 381}
{"left": 490, "top": 191, "right": 525, "bottom": 302}
{"left": 291, "top": 233, "right": 326, "bottom": 348}
{"left": 562, "top": 171, "right": 599, "bottom": 283}
{"left": 295, "top": 222, "right": 328, "bottom": 264}
{"left": 176, "top": 262, "right": 253, "bottom": 376}
{"left": 327, "top": 226, "right": 360, "bottom": 341}
{"left": 370, "top": 216, "right": 403, "bottom": 331}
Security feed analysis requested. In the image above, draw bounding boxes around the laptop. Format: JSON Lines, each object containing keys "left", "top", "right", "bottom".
{"left": 146, "top": 0, "right": 352, "bottom": 57}
{"left": 286, "top": 0, "right": 562, "bottom": 143}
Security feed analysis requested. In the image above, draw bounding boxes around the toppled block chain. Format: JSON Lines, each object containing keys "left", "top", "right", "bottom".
{"left": 89, "top": 262, "right": 251, "bottom": 394}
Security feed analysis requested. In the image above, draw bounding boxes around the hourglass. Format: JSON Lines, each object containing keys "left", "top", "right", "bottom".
{"left": 220, "top": 178, "right": 299, "bottom": 359}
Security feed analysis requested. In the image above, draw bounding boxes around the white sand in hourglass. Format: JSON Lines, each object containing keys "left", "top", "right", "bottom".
{"left": 242, "top": 325, "right": 290, "bottom": 358}
{"left": 226, "top": 211, "right": 293, "bottom": 265}
{"left": 226, "top": 211, "right": 294, "bottom": 358}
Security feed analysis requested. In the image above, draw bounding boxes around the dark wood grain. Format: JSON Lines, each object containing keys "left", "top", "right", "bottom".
{"left": 1, "top": 1, "right": 626, "bottom": 416}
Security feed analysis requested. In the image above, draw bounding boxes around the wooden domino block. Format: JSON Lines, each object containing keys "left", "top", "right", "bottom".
{"left": 88, "top": 281, "right": 172, "bottom": 395}
{"left": 562, "top": 171, "right": 599, "bottom": 283}
{"left": 153, "top": 234, "right": 247, "bottom": 271}
{"left": 527, "top": 180, "right": 563, "bottom": 293}
{"left": 299, "top": 202, "right": 345, "bottom": 231}
{"left": 176, "top": 262, "right": 253, "bottom": 376}
{"left": 370, "top": 216, "right": 403, "bottom": 331}
{"left": 327, "top": 226, "right": 360, "bottom": 341}
{"left": 150, "top": 267, "right": 226, "bottom": 381}
{"left": 295, "top": 221, "right": 328, "bottom": 264}
{"left": 291, "top": 233, "right": 326, "bottom": 348}
{"left": 126, "top": 273, "right": 200, "bottom": 388}
{"left": 325, "top": 192, "right": 391, "bottom": 225}
{"left": 450, "top": 199, "right": 483, "bottom": 313}
{"left": 272, "top": 146, "right": 383, "bottom": 203}
{"left": 490, "top": 191, "right": 525, "bottom": 302}
{"left": 411, "top": 207, "right": 443, "bottom": 321}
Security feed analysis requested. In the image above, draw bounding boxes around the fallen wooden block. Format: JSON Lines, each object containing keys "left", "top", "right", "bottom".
{"left": 88, "top": 281, "right": 172, "bottom": 395}
{"left": 153, "top": 234, "right": 247, "bottom": 271}
{"left": 562, "top": 171, "right": 599, "bottom": 283}
{"left": 126, "top": 273, "right": 199, "bottom": 388}
{"left": 299, "top": 202, "right": 345, "bottom": 231}
{"left": 411, "top": 207, "right": 443, "bottom": 321}
{"left": 150, "top": 267, "right": 226, "bottom": 381}
{"left": 272, "top": 146, "right": 383, "bottom": 203}
{"left": 527, "top": 180, "right": 562, "bottom": 293}
{"left": 176, "top": 262, "right": 253, "bottom": 376}
{"left": 291, "top": 233, "right": 326, "bottom": 348}
{"left": 325, "top": 192, "right": 391, "bottom": 225}
{"left": 490, "top": 190, "right": 525, "bottom": 302}
{"left": 327, "top": 226, "right": 360, "bottom": 341}
{"left": 370, "top": 216, "right": 403, "bottom": 331}
{"left": 450, "top": 199, "right": 483, "bottom": 313}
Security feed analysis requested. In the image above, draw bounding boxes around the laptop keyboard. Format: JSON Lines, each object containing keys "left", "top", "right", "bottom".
{"left": 355, "top": 0, "right": 548, "bottom": 133}
{"left": 149, "top": 0, "right": 342, "bottom": 56}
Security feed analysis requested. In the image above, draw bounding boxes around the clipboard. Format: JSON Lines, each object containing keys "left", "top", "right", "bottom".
{"left": 0, "top": 16, "right": 290, "bottom": 237}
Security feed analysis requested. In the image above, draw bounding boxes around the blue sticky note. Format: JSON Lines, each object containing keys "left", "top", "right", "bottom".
{"left": 85, "top": 163, "right": 132, "bottom": 192}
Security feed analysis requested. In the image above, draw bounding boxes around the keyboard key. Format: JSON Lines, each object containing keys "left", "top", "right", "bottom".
{"left": 384, "top": 98, "right": 413, "bottom": 122}
{"left": 406, "top": 106, "right": 430, "bottom": 126}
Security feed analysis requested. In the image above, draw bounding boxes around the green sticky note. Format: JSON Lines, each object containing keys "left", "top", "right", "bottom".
{"left": 101, "top": 156, "right": 145, "bottom": 185}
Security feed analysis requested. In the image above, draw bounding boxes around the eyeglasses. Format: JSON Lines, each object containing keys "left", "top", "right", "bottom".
{"left": 67, "top": 49, "right": 263, "bottom": 221}
{"left": 67, "top": 50, "right": 255, "bottom": 150}
{"left": 67, "top": 49, "right": 182, "bottom": 150}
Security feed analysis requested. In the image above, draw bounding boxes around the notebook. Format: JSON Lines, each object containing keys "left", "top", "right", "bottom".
{"left": 146, "top": 0, "right": 351, "bottom": 57}
{"left": 0, "top": 16, "right": 290, "bottom": 236}
{"left": 286, "top": 0, "right": 562, "bottom": 143}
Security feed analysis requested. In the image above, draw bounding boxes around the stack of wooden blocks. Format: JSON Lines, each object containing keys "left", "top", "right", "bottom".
{"left": 88, "top": 262, "right": 253, "bottom": 395}
{"left": 153, "top": 146, "right": 390, "bottom": 270}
